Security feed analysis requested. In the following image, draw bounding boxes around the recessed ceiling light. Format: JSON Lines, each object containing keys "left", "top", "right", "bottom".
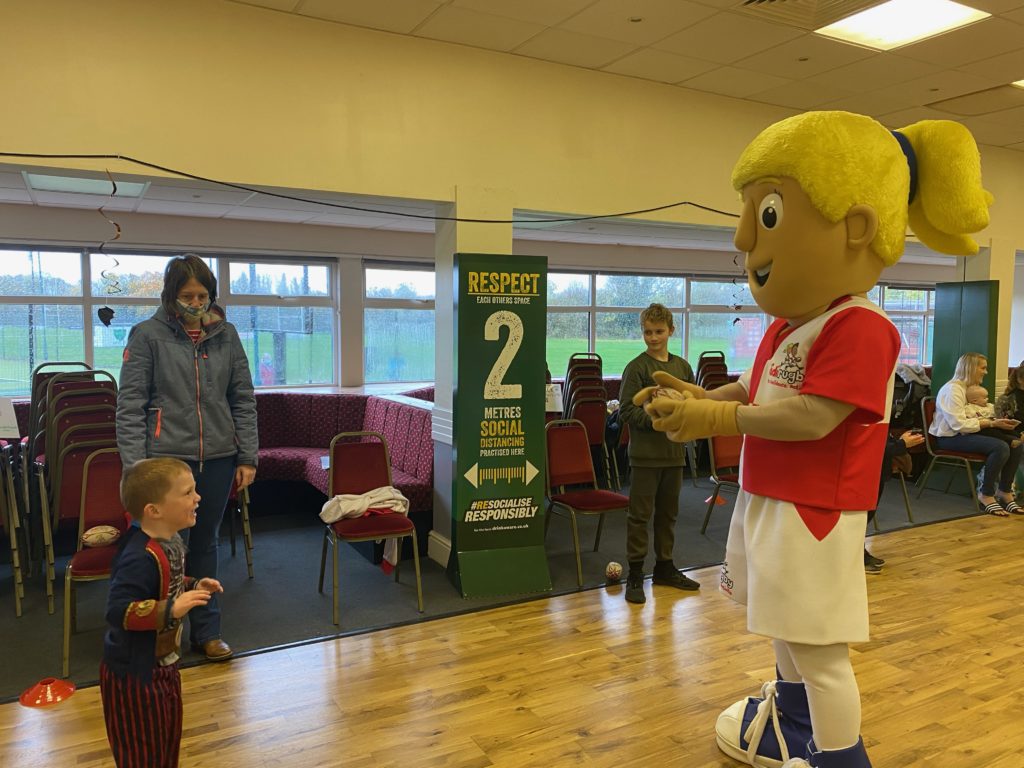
{"left": 26, "top": 172, "right": 146, "bottom": 197}
{"left": 815, "top": 0, "right": 990, "bottom": 51}
{"left": 1012, "top": 80, "right": 1024, "bottom": 89}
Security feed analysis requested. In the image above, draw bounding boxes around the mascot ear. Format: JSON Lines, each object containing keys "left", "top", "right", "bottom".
{"left": 845, "top": 204, "right": 878, "bottom": 251}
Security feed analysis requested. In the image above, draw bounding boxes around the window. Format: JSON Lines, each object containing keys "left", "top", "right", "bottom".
{"left": 0, "top": 249, "right": 339, "bottom": 395}
{"left": 881, "top": 286, "right": 934, "bottom": 365}
{"left": 0, "top": 249, "right": 83, "bottom": 395}
{"left": 363, "top": 266, "right": 434, "bottom": 383}
{"left": 224, "top": 261, "right": 335, "bottom": 387}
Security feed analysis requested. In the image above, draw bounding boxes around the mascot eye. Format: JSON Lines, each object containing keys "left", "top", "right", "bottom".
{"left": 757, "top": 194, "right": 783, "bottom": 230}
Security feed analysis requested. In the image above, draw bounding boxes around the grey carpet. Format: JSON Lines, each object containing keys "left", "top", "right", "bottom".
{"left": 0, "top": 465, "right": 983, "bottom": 703}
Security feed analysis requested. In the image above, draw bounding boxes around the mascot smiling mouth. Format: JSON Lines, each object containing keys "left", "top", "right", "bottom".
{"left": 752, "top": 262, "right": 772, "bottom": 287}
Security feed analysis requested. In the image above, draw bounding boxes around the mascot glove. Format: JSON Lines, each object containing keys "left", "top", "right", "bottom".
{"left": 647, "top": 397, "right": 740, "bottom": 443}
{"left": 632, "top": 370, "right": 707, "bottom": 407}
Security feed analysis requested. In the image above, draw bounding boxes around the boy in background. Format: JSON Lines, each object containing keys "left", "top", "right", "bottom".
{"left": 101, "top": 458, "right": 224, "bottom": 768}
{"left": 617, "top": 303, "right": 699, "bottom": 604}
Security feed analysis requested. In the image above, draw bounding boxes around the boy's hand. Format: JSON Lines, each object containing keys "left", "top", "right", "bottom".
{"left": 171, "top": 589, "right": 212, "bottom": 619}
{"left": 645, "top": 396, "right": 740, "bottom": 443}
{"left": 195, "top": 578, "right": 224, "bottom": 594}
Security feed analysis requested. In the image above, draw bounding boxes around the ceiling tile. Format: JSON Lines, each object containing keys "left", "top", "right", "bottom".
{"left": 0, "top": 172, "right": 26, "bottom": 189}
{"left": 142, "top": 185, "right": 254, "bottom": 206}
{"left": 414, "top": 5, "right": 545, "bottom": 51}
{"left": 734, "top": 33, "right": 874, "bottom": 80}
{"left": 877, "top": 106, "right": 956, "bottom": 129}
{"left": 223, "top": 207, "right": 316, "bottom": 222}
{"left": 603, "top": 48, "right": 718, "bottom": 84}
{"left": 452, "top": 0, "right": 593, "bottom": 27}
{"left": 297, "top": 0, "right": 442, "bottom": 34}
{"left": 964, "top": 0, "right": 1024, "bottom": 13}
{"left": 959, "top": 47, "right": 1024, "bottom": 83}
{"left": 0, "top": 188, "right": 32, "bottom": 203}
{"left": 892, "top": 69, "right": 1003, "bottom": 106}
{"left": 681, "top": 65, "right": 793, "bottom": 100}
{"left": 1004, "top": 7, "right": 1024, "bottom": 24}
{"left": 653, "top": 11, "right": 804, "bottom": 65}
{"left": 957, "top": 114, "right": 1024, "bottom": 146}
{"left": 559, "top": 0, "right": 716, "bottom": 46}
{"left": 896, "top": 17, "right": 1024, "bottom": 68}
{"left": 747, "top": 78, "right": 853, "bottom": 110}
{"left": 804, "top": 53, "right": 939, "bottom": 94}
{"left": 978, "top": 103, "right": 1024, "bottom": 127}
{"left": 514, "top": 28, "right": 638, "bottom": 69}
{"left": 927, "top": 84, "right": 1024, "bottom": 116}
{"left": 819, "top": 89, "right": 922, "bottom": 118}
{"left": 136, "top": 200, "right": 237, "bottom": 218}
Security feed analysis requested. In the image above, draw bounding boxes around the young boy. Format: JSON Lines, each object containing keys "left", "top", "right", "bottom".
{"left": 101, "top": 458, "right": 224, "bottom": 768}
{"left": 616, "top": 303, "right": 699, "bottom": 604}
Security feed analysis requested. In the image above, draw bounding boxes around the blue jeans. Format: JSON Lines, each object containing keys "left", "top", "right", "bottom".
{"left": 934, "top": 432, "right": 1022, "bottom": 496}
{"left": 179, "top": 456, "right": 236, "bottom": 645}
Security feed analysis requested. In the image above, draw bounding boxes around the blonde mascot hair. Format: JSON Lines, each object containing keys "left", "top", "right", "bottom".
{"left": 731, "top": 111, "right": 993, "bottom": 264}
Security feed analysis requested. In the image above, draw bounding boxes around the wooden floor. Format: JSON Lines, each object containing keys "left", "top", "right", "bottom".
{"left": 2, "top": 514, "right": 1023, "bottom": 767}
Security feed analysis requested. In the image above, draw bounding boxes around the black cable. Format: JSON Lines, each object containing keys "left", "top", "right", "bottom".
{"left": 0, "top": 151, "right": 740, "bottom": 223}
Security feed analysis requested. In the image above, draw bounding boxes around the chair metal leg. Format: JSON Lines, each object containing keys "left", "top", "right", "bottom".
{"left": 701, "top": 483, "right": 721, "bottom": 534}
{"left": 964, "top": 462, "right": 981, "bottom": 512}
{"left": 610, "top": 448, "right": 621, "bottom": 490}
{"left": 916, "top": 457, "right": 938, "bottom": 499}
{"left": 897, "top": 472, "right": 914, "bottom": 523}
{"left": 38, "top": 472, "right": 55, "bottom": 615}
{"left": 568, "top": 511, "right": 583, "bottom": 588}
{"left": 332, "top": 533, "right": 340, "bottom": 626}
{"left": 410, "top": 530, "right": 424, "bottom": 613}
{"left": 317, "top": 530, "right": 328, "bottom": 593}
{"left": 240, "top": 496, "right": 254, "bottom": 579}
{"left": 593, "top": 512, "right": 604, "bottom": 552}
{"left": 62, "top": 566, "right": 73, "bottom": 678}
{"left": 685, "top": 442, "right": 699, "bottom": 487}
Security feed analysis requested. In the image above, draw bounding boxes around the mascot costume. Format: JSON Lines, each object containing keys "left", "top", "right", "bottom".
{"left": 635, "top": 111, "right": 991, "bottom": 767}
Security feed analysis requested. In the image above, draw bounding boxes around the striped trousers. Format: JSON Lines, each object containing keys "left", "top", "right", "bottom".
{"left": 100, "top": 661, "right": 182, "bottom": 768}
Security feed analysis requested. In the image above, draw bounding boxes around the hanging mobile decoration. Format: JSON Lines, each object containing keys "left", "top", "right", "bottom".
{"left": 96, "top": 170, "right": 123, "bottom": 327}
{"left": 731, "top": 253, "right": 745, "bottom": 325}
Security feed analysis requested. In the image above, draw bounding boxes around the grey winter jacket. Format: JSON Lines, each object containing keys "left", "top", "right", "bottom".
{"left": 116, "top": 307, "right": 258, "bottom": 469}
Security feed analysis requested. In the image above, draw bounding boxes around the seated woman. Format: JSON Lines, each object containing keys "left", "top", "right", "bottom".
{"left": 930, "top": 352, "right": 1023, "bottom": 516}
{"left": 995, "top": 362, "right": 1024, "bottom": 496}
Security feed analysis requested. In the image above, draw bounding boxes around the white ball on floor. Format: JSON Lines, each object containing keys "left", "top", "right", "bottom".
{"left": 605, "top": 561, "right": 623, "bottom": 582}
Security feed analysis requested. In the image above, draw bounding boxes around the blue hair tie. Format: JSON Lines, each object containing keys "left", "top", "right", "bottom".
{"left": 891, "top": 130, "right": 918, "bottom": 205}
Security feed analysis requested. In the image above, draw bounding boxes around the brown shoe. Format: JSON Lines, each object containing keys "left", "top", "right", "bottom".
{"left": 194, "top": 639, "right": 233, "bottom": 661}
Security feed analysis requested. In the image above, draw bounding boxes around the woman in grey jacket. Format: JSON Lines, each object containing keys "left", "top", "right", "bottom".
{"left": 116, "top": 254, "right": 258, "bottom": 660}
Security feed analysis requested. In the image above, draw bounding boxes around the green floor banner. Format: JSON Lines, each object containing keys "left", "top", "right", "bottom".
{"left": 447, "top": 253, "right": 551, "bottom": 597}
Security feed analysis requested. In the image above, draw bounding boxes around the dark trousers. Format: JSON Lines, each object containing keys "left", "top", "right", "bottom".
{"left": 101, "top": 661, "right": 182, "bottom": 768}
{"left": 626, "top": 465, "right": 684, "bottom": 565}
{"left": 180, "top": 456, "right": 235, "bottom": 644}
{"left": 935, "top": 432, "right": 1023, "bottom": 495}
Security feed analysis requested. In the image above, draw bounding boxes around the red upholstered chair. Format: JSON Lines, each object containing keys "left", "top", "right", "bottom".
{"left": 318, "top": 431, "right": 423, "bottom": 625}
{"left": 701, "top": 435, "right": 743, "bottom": 534}
{"left": 917, "top": 397, "right": 985, "bottom": 513}
{"left": 567, "top": 397, "right": 613, "bottom": 489}
{"left": 544, "top": 419, "right": 629, "bottom": 588}
{"left": 696, "top": 350, "right": 726, "bottom": 382}
{"left": 63, "top": 447, "right": 130, "bottom": 677}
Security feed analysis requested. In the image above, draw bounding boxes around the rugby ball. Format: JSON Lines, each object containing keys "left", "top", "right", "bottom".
{"left": 82, "top": 525, "right": 121, "bottom": 548}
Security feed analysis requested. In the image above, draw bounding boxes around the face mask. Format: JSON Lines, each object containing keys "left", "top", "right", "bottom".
{"left": 177, "top": 299, "right": 210, "bottom": 318}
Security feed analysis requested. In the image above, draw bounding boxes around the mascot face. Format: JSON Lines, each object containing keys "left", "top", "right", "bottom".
{"left": 735, "top": 176, "right": 883, "bottom": 324}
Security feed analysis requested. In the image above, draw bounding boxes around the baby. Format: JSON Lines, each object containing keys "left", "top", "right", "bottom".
{"left": 966, "top": 385, "right": 1021, "bottom": 448}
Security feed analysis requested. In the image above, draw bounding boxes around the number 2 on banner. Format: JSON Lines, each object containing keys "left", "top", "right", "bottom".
{"left": 484, "top": 311, "right": 523, "bottom": 400}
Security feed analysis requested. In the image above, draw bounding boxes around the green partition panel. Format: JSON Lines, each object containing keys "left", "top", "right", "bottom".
{"left": 447, "top": 253, "right": 552, "bottom": 598}
{"left": 932, "top": 280, "right": 999, "bottom": 395}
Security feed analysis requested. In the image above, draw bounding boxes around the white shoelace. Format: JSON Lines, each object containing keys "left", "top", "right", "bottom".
{"left": 742, "top": 680, "right": 791, "bottom": 766}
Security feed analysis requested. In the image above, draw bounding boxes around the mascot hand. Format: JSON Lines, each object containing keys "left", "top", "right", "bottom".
{"left": 647, "top": 397, "right": 740, "bottom": 443}
{"left": 632, "top": 374, "right": 706, "bottom": 408}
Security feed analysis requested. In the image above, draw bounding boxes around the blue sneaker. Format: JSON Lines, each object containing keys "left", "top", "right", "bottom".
{"left": 716, "top": 679, "right": 813, "bottom": 767}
